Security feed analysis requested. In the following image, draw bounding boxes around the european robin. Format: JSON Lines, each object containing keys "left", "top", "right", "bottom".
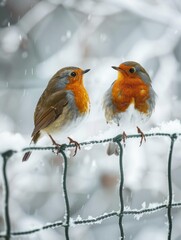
{"left": 103, "top": 61, "right": 156, "bottom": 155}
{"left": 22, "top": 67, "right": 90, "bottom": 161}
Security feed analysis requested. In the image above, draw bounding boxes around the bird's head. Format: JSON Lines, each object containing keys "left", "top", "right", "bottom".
{"left": 61, "top": 67, "right": 90, "bottom": 84}
{"left": 51, "top": 67, "right": 90, "bottom": 90}
{"left": 112, "top": 61, "right": 151, "bottom": 84}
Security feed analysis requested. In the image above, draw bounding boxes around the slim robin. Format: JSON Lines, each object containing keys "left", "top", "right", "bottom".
{"left": 103, "top": 61, "right": 156, "bottom": 155}
{"left": 22, "top": 66, "right": 90, "bottom": 161}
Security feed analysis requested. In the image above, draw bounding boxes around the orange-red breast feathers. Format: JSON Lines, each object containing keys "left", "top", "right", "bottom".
{"left": 65, "top": 68, "right": 90, "bottom": 114}
{"left": 103, "top": 61, "right": 156, "bottom": 125}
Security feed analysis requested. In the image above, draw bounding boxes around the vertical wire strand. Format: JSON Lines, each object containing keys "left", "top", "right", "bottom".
{"left": 167, "top": 134, "right": 176, "bottom": 240}
{"left": 116, "top": 141, "right": 124, "bottom": 239}
{"left": 2, "top": 151, "right": 15, "bottom": 240}
{"left": 60, "top": 149, "right": 70, "bottom": 240}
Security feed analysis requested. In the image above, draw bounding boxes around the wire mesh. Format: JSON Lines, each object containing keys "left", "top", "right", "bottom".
{"left": 0, "top": 132, "right": 180, "bottom": 240}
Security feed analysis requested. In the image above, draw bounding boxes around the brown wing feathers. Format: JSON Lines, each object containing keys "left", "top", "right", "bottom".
{"left": 32, "top": 91, "right": 68, "bottom": 139}
{"left": 22, "top": 91, "right": 68, "bottom": 161}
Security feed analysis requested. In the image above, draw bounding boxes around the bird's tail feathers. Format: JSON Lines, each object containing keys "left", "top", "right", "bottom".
{"left": 22, "top": 132, "right": 40, "bottom": 161}
{"left": 22, "top": 151, "right": 32, "bottom": 162}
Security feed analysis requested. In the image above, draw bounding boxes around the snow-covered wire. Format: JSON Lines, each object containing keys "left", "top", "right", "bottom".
{"left": 116, "top": 140, "right": 124, "bottom": 239}
{"left": 60, "top": 149, "right": 70, "bottom": 240}
{"left": 167, "top": 135, "right": 176, "bottom": 240}
{"left": 1, "top": 150, "right": 16, "bottom": 240}
{"left": 0, "top": 133, "right": 180, "bottom": 240}
{"left": 21, "top": 132, "right": 181, "bottom": 153}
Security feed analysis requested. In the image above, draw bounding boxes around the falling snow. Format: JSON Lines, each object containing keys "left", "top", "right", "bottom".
{"left": 0, "top": 1, "right": 181, "bottom": 240}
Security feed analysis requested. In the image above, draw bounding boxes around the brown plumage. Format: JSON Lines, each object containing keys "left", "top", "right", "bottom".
{"left": 22, "top": 67, "right": 90, "bottom": 161}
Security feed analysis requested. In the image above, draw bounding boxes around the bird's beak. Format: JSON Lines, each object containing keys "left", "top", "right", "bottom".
{"left": 112, "top": 66, "right": 121, "bottom": 71}
{"left": 83, "top": 69, "right": 90, "bottom": 74}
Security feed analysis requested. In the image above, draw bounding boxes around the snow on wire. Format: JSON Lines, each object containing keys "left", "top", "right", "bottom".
{"left": 0, "top": 132, "right": 181, "bottom": 240}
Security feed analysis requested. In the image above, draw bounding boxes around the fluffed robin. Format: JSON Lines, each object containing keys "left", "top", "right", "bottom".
{"left": 103, "top": 61, "right": 156, "bottom": 155}
{"left": 22, "top": 66, "right": 90, "bottom": 161}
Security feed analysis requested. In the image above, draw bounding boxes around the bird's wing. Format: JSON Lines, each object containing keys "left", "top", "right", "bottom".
{"left": 147, "top": 86, "right": 156, "bottom": 116}
{"left": 31, "top": 90, "right": 68, "bottom": 137}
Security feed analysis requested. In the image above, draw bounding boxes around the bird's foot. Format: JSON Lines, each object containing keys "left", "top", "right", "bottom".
{"left": 68, "top": 137, "right": 81, "bottom": 156}
{"left": 48, "top": 134, "right": 62, "bottom": 154}
{"left": 113, "top": 131, "right": 127, "bottom": 147}
{"left": 137, "top": 127, "right": 146, "bottom": 146}
{"left": 122, "top": 131, "right": 127, "bottom": 147}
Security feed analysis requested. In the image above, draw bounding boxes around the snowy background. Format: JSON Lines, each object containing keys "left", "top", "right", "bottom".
{"left": 0, "top": 0, "right": 181, "bottom": 239}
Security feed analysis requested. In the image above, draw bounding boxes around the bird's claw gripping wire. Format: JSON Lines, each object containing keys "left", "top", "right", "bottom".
{"left": 137, "top": 126, "right": 146, "bottom": 146}
{"left": 122, "top": 131, "right": 127, "bottom": 147}
{"left": 48, "top": 134, "right": 66, "bottom": 155}
{"left": 113, "top": 132, "right": 127, "bottom": 147}
{"left": 68, "top": 137, "right": 81, "bottom": 156}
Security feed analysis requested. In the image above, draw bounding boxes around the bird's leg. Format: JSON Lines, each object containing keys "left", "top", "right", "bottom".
{"left": 48, "top": 134, "right": 61, "bottom": 154}
{"left": 67, "top": 137, "right": 81, "bottom": 156}
{"left": 137, "top": 126, "right": 146, "bottom": 146}
{"left": 122, "top": 131, "right": 127, "bottom": 147}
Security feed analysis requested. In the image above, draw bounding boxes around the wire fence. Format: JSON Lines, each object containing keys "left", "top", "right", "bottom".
{"left": 0, "top": 132, "right": 181, "bottom": 240}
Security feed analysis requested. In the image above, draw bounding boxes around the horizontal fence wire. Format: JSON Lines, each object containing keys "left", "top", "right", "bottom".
{"left": 0, "top": 132, "right": 181, "bottom": 240}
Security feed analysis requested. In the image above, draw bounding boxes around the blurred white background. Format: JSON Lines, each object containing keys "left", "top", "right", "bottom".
{"left": 0, "top": 0, "right": 181, "bottom": 239}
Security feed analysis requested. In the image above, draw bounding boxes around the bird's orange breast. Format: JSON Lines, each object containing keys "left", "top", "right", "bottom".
{"left": 112, "top": 77, "right": 150, "bottom": 114}
{"left": 66, "top": 82, "right": 90, "bottom": 114}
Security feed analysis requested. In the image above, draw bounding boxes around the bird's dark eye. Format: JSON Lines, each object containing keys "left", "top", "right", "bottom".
{"left": 129, "top": 67, "right": 136, "bottom": 73}
{"left": 70, "top": 72, "right": 76, "bottom": 77}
